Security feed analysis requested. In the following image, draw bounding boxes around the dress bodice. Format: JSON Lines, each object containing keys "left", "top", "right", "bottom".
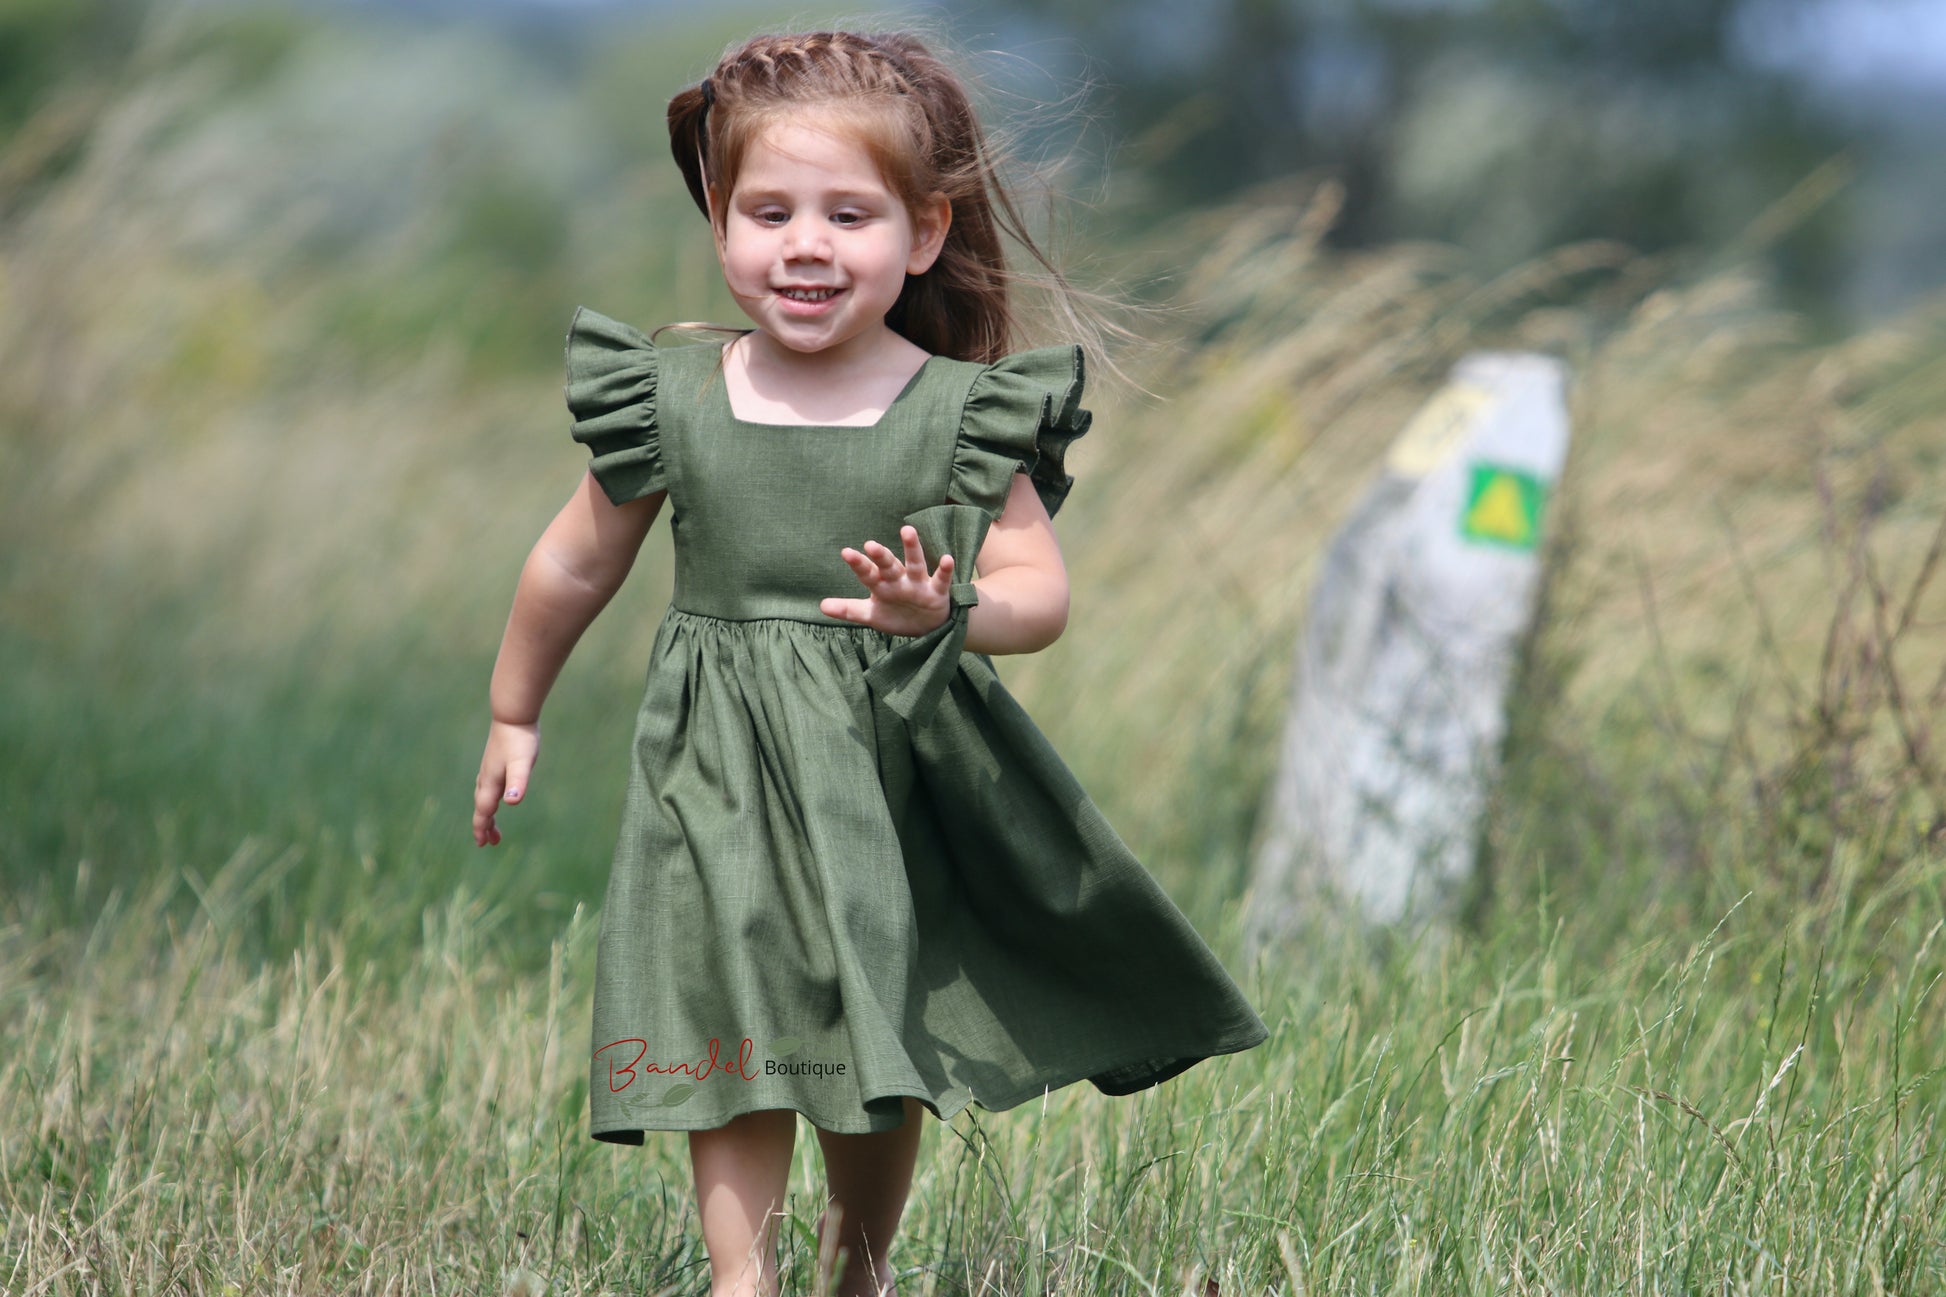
{"left": 563, "top": 308, "right": 1091, "bottom": 629}
{"left": 654, "top": 338, "right": 972, "bottom": 622}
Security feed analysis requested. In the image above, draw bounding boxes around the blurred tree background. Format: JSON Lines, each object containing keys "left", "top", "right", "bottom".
{"left": 968, "top": 0, "right": 1943, "bottom": 335}
{"left": 2, "top": 0, "right": 1941, "bottom": 949}
{"left": 7, "top": 0, "right": 1941, "bottom": 337}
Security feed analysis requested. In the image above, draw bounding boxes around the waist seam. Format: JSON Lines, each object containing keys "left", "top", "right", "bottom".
{"left": 667, "top": 605, "right": 881, "bottom": 632}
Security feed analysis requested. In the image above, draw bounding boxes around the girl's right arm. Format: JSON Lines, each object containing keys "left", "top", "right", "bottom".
{"left": 473, "top": 471, "right": 666, "bottom": 846}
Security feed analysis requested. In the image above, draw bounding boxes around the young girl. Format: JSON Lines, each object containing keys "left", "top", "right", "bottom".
{"left": 473, "top": 28, "right": 1268, "bottom": 1297}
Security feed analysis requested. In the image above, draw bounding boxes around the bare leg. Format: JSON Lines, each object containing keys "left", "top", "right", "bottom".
{"left": 812, "top": 1096, "right": 927, "bottom": 1297}
{"left": 689, "top": 1108, "right": 798, "bottom": 1297}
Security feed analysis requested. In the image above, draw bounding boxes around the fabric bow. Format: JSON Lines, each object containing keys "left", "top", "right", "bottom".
{"left": 859, "top": 502, "right": 991, "bottom": 730}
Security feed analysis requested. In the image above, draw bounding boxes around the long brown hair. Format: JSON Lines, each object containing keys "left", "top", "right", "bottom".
{"left": 658, "top": 24, "right": 1153, "bottom": 389}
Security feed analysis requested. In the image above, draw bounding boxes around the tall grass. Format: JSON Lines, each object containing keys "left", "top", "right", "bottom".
{"left": 5, "top": 734, "right": 1940, "bottom": 1291}
{"left": 4, "top": 5, "right": 1945, "bottom": 1293}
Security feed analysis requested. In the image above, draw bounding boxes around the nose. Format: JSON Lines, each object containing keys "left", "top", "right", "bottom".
{"left": 782, "top": 215, "right": 830, "bottom": 260}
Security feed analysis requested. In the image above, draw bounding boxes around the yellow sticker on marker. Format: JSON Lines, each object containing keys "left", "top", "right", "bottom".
{"left": 1386, "top": 383, "right": 1493, "bottom": 478}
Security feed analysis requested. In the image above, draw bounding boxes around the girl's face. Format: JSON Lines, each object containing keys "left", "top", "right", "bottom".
{"left": 713, "top": 115, "right": 949, "bottom": 364}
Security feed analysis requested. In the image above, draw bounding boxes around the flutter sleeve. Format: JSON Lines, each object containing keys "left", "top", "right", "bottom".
{"left": 947, "top": 344, "right": 1092, "bottom": 522}
{"left": 859, "top": 344, "right": 1092, "bottom": 746}
{"left": 563, "top": 305, "right": 665, "bottom": 505}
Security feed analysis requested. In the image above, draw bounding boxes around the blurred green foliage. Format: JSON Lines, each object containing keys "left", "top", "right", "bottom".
{"left": 3, "top": 0, "right": 1942, "bottom": 957}
{"left": 0, "top": 0, "right": 142, "bottom": 132}
{"left": 976, "top": 0, "right": 1868, "bottom": 333}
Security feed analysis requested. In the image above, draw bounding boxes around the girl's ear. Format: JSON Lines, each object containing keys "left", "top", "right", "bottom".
{"left": 908, "top": 193, "right": 952, "bottom": 275}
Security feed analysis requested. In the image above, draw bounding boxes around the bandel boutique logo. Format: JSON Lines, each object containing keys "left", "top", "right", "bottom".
{"left": 596, "top": 1035, "right": 848, "bottom": 1110}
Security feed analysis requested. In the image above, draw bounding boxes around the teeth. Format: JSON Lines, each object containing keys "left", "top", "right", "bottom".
{"left": 782, "top": 288, "right": 836, "bottom": 301}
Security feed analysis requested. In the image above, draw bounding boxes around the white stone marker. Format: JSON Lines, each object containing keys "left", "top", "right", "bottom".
{"left": 1245, "top": 352, "right": 1572, "bottom": 940}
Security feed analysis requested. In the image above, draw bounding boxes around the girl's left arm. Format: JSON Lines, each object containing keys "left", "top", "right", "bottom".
{"left": 963, "top": 471, "right": 1070, "bottom": 657}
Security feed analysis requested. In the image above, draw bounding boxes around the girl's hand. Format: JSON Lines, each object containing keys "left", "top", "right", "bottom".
{"left": 820, "top": 525, "right": 957, "bottom": 637}
{"left": 474, "top": 718, "right": 540, "bottom": 847}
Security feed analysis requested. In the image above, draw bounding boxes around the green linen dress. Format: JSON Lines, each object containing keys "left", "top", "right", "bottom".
{"left": 565, "top": 305, "right": 1270, "bottom": 1140}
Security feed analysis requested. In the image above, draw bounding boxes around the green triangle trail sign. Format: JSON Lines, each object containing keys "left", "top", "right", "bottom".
{"left": 1460, "top": 462, "right": 1546, "bottom": 551}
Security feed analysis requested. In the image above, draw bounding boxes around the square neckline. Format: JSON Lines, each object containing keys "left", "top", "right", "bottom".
{"left": 715, "top": 339, "right": 935, "bottom": 431}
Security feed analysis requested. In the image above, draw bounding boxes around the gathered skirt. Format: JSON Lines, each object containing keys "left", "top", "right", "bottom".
{"left": 587, "top": 607, "right": 1270, "bottom": 1139}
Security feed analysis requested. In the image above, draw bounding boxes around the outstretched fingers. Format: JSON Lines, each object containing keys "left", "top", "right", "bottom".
{"left": 824, "top": 527, "right": 955, "bottom": 631}
{"left": 839, "top": 527, "right": 952, "bottom": 588}
{"left": 904, "top": 525, "right": 954, "bottom": 590}
{"left": 897, "top": 524, "right": 929, "bottom": 575}
{"left": 860, "top": 529, "right": 926, "bottom": 576}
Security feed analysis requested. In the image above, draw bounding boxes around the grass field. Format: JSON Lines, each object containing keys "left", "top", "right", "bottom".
{"left": 4, "top": 59, "right": 1946, "bottom": 1292}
